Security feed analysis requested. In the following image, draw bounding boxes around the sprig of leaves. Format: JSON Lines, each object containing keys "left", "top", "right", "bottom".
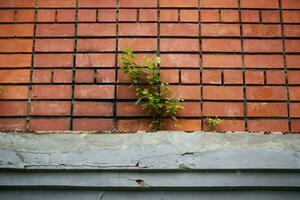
{"left": 204, "top": 117, "right": 222, "bottom": 131}
{"left": 120, "top": 48, "right": 183, "bottom": 130}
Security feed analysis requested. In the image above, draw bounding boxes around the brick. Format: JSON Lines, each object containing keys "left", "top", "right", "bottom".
{"left": 37, "top": 10, "right": 55, "bottom": 22}
{"left": 118, "top": 38, "right": 157, "bottom": 51}
{"left": 283, "top": 11, "right": 300, "bottom": 23}
{"left": 119, "top": 9, "right": 137, "bottom": 21}
{"left": 117, "top": 86, "right": 136, "bottom": 99}
{"left": 0, "top": 0, "right": 35, "bottom": 7}
{"left": 287, "top": 56, "right": 300, "bottom": 68}
{"left": 15, "top": 10, "right": 35, "bottom": 22}
{"left": 76, "top": 54, "right": 115, "bottom": 67}
{"left": 291, "top": 120, "right": 300, "bottom": 132}
{"left": 248, "top": 120, "right": 289, "bottom": 132}
{"left": 160, "top": 39, "right": 198, "bottom": 52}
{"left": 247, "top": 103, "right": 287, "bottom": 117}
{"left": 36, "top": 24, "right": 74, "bottom": 37}
{"left": 0, "top": 102, "right": 27, "bottom": 116}
{"left": 167, "top": 85, "right": 200, "bottom": 100}
{"left": 290, "top": 103, "right": 300, "bottom": 117}
{"left": 78, "top": 9, "right": 96, "bottom": 22}
{"left": 244, "top": 39, "right": 282, "bottom": 53}
{"left": 119, "top": 0, "right": 157, "bottom": 8}
{"left": 202, "top": 70, "right": 221, "bottom": 84}
{"left": 0, "top": 70, "right": 30, "bottom": 83}
{"left": 139, "top": 9, "right": 157, "bottom": 21}
{"left": 243, "top": 25, "right": 281, "bottom": 37}
{"left": 181, "top": 70, "right": 201, "bottom": 84}
{"left": 284, "top": 25, "right": 300, "bottom": 37}
{"left": 53, "top": 70, "right": 73, "bottom": 83}
{"left": 74, "top": 85, "right": 115, "bottom": 99}
{"left": 32, "top": 70, "right": 51, "bottom": 83}
{"left": 202, "top": 24, "right": 240, "bottom": 37}
{"left": 119, "top": 23, "right": 157, "bottom": 36}
{"left": 0, "top": 24, "right": 34, "bottom": 37}
{"left": 245, "top": 71, "right": 264, "bottom": 85}
{"left": 34, "top": 54, "right": 73, "bottom": 67}
{"left": 266, "top": 71, "right": 286, "bottom": 85}
{"left": 0, "top": 86, "right": 28, "bottom": 99}
{"left": 160, "top": 54, "right": 200, "bottom": 68}
{"left": 160, "top": 9, "right": 178, "bottom": 22}
{"left": 247, "top": 86, "right": 287, "bottom": 101}
{"left": 223, "top": 70, "right": 243, "bottom": 84}
{"left": 160, "top": 70, "right": 179, "bottom": 83}
{"left": 79, "top": 0, "right": 117, "bottom": 7}
{"left": 73, "top": 102, "right": 113, "bottom": 116}
{"left": 177, "top": 102, "right": 201, "bottom": 117}
{"left": 98, "top": 9, "right": 117, "bottom": 21}
{"left": 241, "top": 10, "right": 259, "bottom": 22}
{"left": 261, "top": 11, "right": 280, "bottom": 23}
{"left": 117, "top": 70, "right": 131, "bottom": 83}
{"left": 0, "top": 10, "right": 14, "bottom": 22}
{"left": 29, "top": 119, "right": 70, "bottom": 131}
{"left": 220, "top": 10, "right": 239, "bottom": 22}
{"left": 244, "top": 55, "right": 284, "bottom": 68}
{"left": 38, "top": 0, "right": 75, "bottom": 7}
{"left": 32, "top": 85, "right": 72, "bottom": 99}
{"left": 78, "top": 39, "right": 116, "bottom": 52}
{"left": 203, "top": 86, "right": 243, "bottom": 100}
{"left": 96, "top": 69, "right": 115, "bottom": 83}
{"left": 289, "top": 87, "right": 300, "bottom": 101}
{"left": 200, "top": 0, "right": 238, "bottom": 8}
{"left": 241, "top": 0, "right": 278, "bottom": 8}
{"left": 117, "top": 102, "right": 147, "bottom": 116}
{"left": 75, "top": 70, "right": 94, "bottom": 83}
{"left": 31, "top": 101, "right": 71, "bottom": 116}
{"left": 282, "top": 0, "right": 300, "bottom": 9}
{"left": 288, "top": 71, "right": 300, "bottom": 84}
{"left": 0, "top": 54, "right": 31, "bottom": 67}
{"left": 180, "top": 10, "right": 199, "bottom": 22}
{"left": 78, "top": 24, "right": 115, "bottom": 36}
{"left": 0, "top": 119, "right": 26, "bottom": 131}
{"left": 203, "top": 102, "right": 244, "bottom": 117}
{"left": 0, "top": 39, "right": 33, "bottom": 52}
{"left": 56, "top": 10, "right": 76, "bottom": 22}
{"left": 202, "top": 39, "right": 241, "bottom": 52}
{"left": 73, "top": 119, "right": 113, "bottom": 131}
{"left": 200, "top": 10, "right": 219, "bottom": 22}
{"left": 285, "top": 40, "right": 300, "bottom": 53}
{"left": 117, "top": 120, "right": 150, "bottom": 131}
{"left": 35, "top": 39, "right": 74, "bottom": 52}
{"left": 160, "top": 24, "right": 198, "bottom": 36}
{"left": 203, "top": 120, "right": 245, "bottom": 132}
{"left": 203, "top": 55, "right": 242, "bottom": 68}
{"left": 161, "top": 0, "right": 197, "bottom": 7}
{"left": 161, "top": 120, "right": 202, "bottom": 131}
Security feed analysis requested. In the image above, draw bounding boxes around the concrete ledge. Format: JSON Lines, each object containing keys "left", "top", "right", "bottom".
{"left": 0, "top": 132, "right": 300, "bottom": 169}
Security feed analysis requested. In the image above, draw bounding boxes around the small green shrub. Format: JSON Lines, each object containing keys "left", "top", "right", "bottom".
{"left": 120, "top": 48, "right": 183, "bottom": 130}
{"left": 205, "top": 117, "right": 222, "bottom": 131}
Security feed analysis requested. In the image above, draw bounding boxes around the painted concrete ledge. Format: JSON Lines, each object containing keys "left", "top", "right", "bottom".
{"left": 0, "top": 132, "right": 300, "bottom": 169}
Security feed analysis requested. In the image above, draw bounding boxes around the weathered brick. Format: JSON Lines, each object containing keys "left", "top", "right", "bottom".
{"left": 38, "top": 0, "right": 76, "bottom": 7}
{"left": 161, "top": 0, "right": 197, "bottom": 7}
{"left": 0, "top": 86, "right": 28, "bottom": 99}
{"left": 78, "top": 24, "right": 115, "bottom": 36}
{"left": 37, "top": 10, "right": 55, "bottom": 22}
{"left": 203, "top": 55, "right": 242, "bottom": 68}
{"left": 244, "top": 55, "right": 284, "bottom": 68}
{"left": 160, "top": 54, "right": 200, "bottom": 68}
{"left": 161, "top": 120, "right": 201, "bottom": 131}
{"left": 29, "top": 119, "right": 70, "bottom": 131}
{"left": 34, "top": 54, "right": 73, "bottom": 67}
{"left": 285, "top": 40, "right": 300, "bottom": 53}
{"left": 241, "top": 10, "right": 259, "bottom": 22}
{"left": 78, "top": 39, "right": 116, "bottom": 52}
{"left": 0, "top": 70, "right": 30, "bottom": 83}
{"left": 161, "top": 24, "right": 198, "bottom": 36}
{"left": 56, "top": 9, "right": 76, "bottom": 22}
{"left": 119, "top": 23, "right": 157, "bottom": 36}
{"left": 220, "top": 10, "right": 239, "bottom": 22}
{"left": 0, "top": 119, "right": 26, "bottom": 131}
{"left": 117, "top": 102, "right": 147, "bottom": 116}
{"left": 203, "top": 86, "right": 243, "bottom": 100}
{"left": 286, "top": 56, "right": 300, "bottom": 68}
{"left": 181, "top": 70, "right": 201, "bottom": 84}
{"left": 161, "top": 39, "right": 198, "bottom": 52}
{"left": 0, "top": 39, "right": 33, "bottom": 52}
{"left": 73, "top": 102, "right": 113, "bottom": 116}
{"left": 32, "top": 85, "right": 72, "bottom": 99}
{"left": 160, "top": 70, "right": 179, "bottom": 83}
{"left": 31, "top": 101, "right": 71, "bottom": 116}
{"left": 117, "top": 120, "right": 150, "bottom": 131}
{"left": 119, "top": 0, "right": 157, "bottom": 8}
{"left": 289, "top": 87, "right": 300, "bottom": 101}
{"left": 288, "top": 71, "right": 300, "bottom": 85}
{"left": 290, "top": 103, "right": 300, "bottom": 117}
{"left": 245, "top": 71, "right": 264, "bottom": 84}
{"left": 202, "top": 39, "right": 241, "bottom": 52}
{"left": 73, "top": 119, "right": 113, "bottom": 131}
{"left": 248, "top": 120, "right": 289, "bottom": 132}
{"left": 243, "top": 25, "right": 281, "bottom": 37}
{"left": 266, "top": 71, "right": 286, "bottom": 85}
{"left": 119, "top": 9, "right": 137, "bottom": 21}
{"left": 76, "top": 54, "right": 115, "bottom": 67}
{"left": 160, "top": 10, "right": 178, "bottom": 22}
{"left": 0, "top": 24, "right": 34, "bottom": 37}
{"left": 53, "top": 70, "right": 73, "bottom": 83}
{"left": 283, "top": 11, "right": 300, "bottom": 23}
{"left": 74, "top": 85, "right": 115, "bottom": 99}
{"left": 241, "top": 0, "right": 278, "bottom": 8}
{"left": 247, "top": 103, "right": 287, "bottom": 117}
{"left": 246, "top": 87, "right": 287, "bottom": 101}
{"left": 119, "top": 38, "right": 156, "bottom": 51}
{"left": 139, "top": 9, "right": 157, "bottom": 21}
{"left": 35, "top": 39, "right": 74, "bottom": 52}
{"left": 244, "top": 39, "right": 282, "bottom": 52}
{"left": 180, "top": 10, "right": 199, "bottom": 22}
{"left": 261, "top": 11, "right": 280, "bottom": 23}
{"left": 167, "top": 86, "right": 201, "bottom": 100}
{"left": 200, "top": 0, "right": 238, "bottom": 8}
{"left": 203, "top": 102, "right": 244, "bottom": 117}
{"left": 0, "top": 102, "right": 27, "bottom": 116}
{"left": 78, "top": 9, "right": 97, "bottom": 22}
{"left": 201, "top": 10, "right": 219, "bottom": 22}
{"left": 0, "top": 0, "right": 35, "bottom": 7}
{"left": 0, "top": 54, "right": 31, "bottom": 67}
{"left": 223, "top": 70, "right": 243, "bottom": 84}
{"left": 36, "top": 24, "right": 74, "bottom": 37}
{"left": 96, "top": 69, "right": 115, "bottom": 83}
{"left": 202, "top": 24, "right": 240, "bottom": 36}
{"left": 202, "top": 70, "right": 222, "bottom": 84}
{"left": 79, "top": 0, "right": 117, "bottom": 7}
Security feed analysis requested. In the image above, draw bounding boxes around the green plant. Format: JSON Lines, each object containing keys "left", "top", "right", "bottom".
{"left": 120, "top": 48, "right": 183, "bottom": 130}
{"left": 205, "top": 117, "right": 222, "bottom": 131}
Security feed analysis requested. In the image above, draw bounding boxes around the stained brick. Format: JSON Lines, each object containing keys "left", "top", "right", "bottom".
{"left": 160, "top": 54, "right": 200, "bottom": 68}
{"left": 0, "top": 39, "right": 33, "bottom": 52}
{"left": 161, "top": 24, "right": 198, "bottom": 36}
{"left": 248, "top": 120, "right": 289, "bottom": 132}
{"left": 32, "top": 85, "right": 72, "bottom": 99}
{"left": 73, "top": 102, "right": 113, "bottom": 116}
{"left": 73, "top": 119, "right": 113, "bottom": 131}
{"left": 29, "top": 119, "right": 70, "bottom": 131}
{"left": 31, "top": 101, "right": 71, "bottom": 116}
{"left": 203, "top": 102, "right": 244, "bottom": 117}
{"left": 203, "top": 86, "right": 243, "bottom": 100}
{"left": 74, "top": 85, "right": 115, "bottom": 99}
{"left": 246, "top": 87, "right": 287, "bottom": 101}
{"left": 247, "top": 103, "right": 287, "bottom": 117}
{"left": 0, "top": 55, "right": 32, "bottom": 67}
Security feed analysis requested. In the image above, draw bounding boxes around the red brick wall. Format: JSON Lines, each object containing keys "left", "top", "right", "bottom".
{"left": 0, "top": 0, "right": 299, "bottom": 132}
